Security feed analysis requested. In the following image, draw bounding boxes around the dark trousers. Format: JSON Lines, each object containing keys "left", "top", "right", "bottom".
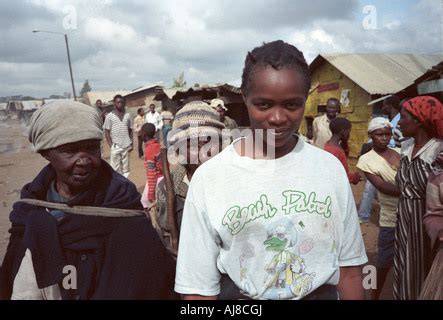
{"left": 219, "top": 274, "right": 338, "bottom": 300}
{"left": 137, "top": 135, "right": 144, "bottom": 158}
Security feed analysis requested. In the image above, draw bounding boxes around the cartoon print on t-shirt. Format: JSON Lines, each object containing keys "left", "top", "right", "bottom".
{"left": 262, "top": 218, "right": 316, "bottom": 299}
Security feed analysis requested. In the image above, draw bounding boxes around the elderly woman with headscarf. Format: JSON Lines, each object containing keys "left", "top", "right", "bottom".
{"left": 357, "top": 117, "right": 401, "bottom": 300}
{"left": 0, "top": 100, "right": 176, "bottom": 300}
{"left": 393, "top": 96, "right": 443, "bottom": 300}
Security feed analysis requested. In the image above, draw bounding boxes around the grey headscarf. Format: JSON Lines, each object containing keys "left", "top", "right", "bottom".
{"left": 29, "top": 100, "right": 103, "bottom": 152}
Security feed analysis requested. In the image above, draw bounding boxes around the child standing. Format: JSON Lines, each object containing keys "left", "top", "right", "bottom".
{"left": 324, "top": 118, "right": 361, "bottom": 185}
{"left": 140, "top": 123, "right": 163, "bottom": 211}
{"left": 175, "top": 40, "right": 367, "bottom": 300}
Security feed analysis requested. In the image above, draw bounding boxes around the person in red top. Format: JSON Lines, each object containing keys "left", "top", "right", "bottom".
{"left": 141, "top": 123, "right": 163, "bottom": 206}
{"left": 324, "top": 117, "right": 361, "bottom": 185}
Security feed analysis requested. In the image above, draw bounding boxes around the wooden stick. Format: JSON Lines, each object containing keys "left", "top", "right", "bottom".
{"left": 159, "top": 131, "right": 178, "bottom": 256}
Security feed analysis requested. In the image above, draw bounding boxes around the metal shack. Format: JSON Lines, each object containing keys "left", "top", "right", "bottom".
{"left": 302, "top": 53, "right": 442, "bottom": 166}
{"left": 163, "top": 84, "right": 249, "bottom": 126}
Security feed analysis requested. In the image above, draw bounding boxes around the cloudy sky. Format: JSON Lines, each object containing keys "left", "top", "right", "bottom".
{"left": 1, "top": 0, "right": 442, "bottom": 98}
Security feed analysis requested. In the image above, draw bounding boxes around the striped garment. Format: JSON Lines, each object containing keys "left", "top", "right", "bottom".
{"left": 103, "top": 111, "right": 132, "bottom": 149}
{"left": 144, "top": 139, "right": 163, "bottom": 202}
{"left": 393, "top": 137, "right": 443, "bottom": 300}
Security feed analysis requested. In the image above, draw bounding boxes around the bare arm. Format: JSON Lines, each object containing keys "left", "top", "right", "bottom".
{"left": 337, "top": 265, "right": 365, "bottom": 300}
{"left": 365, "top": 172, "right": 400, "bottom": 197}
{"left": 128, "top": 128, "right": 133, "bottom": 145}
{"left": 182, "top": 294, "right": 218, "bottom": 300}
{"left": 105, "top": 129, "right": 112, "bottom": 148}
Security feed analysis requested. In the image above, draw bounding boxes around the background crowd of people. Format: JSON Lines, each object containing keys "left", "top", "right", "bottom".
{"left": 0, "top": 40, "right": 441, "bottom": 301}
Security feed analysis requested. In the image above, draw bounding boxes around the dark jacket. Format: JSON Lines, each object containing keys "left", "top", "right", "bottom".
{"left": 0, "top": 161, "right": 177, "bottom": 300}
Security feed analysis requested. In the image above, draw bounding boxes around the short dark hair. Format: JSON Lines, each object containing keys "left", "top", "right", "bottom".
{"left": 137, "top": 107, "right": 144, "bottom": 114}
{"left": 113, "top": 94, "right": 124, "bottom": 102}
{"left": 141, "top": 123, "right": 156, "bottom": 140}
{"left": 384, "top": 95, "right": 401, "bottom": 111}
{"left": 241, "top": 40, "right": 311, "bottom": 96}
{"left": 329, "top": 117, "right": 351, "bottom": 134}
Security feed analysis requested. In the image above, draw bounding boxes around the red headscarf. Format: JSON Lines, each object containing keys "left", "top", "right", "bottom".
{"left": 402, "top": 96, "right": 443, "bottom": 139}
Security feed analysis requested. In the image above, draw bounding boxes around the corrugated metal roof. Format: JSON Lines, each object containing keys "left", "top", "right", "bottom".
{"left": 163, "top": 88, "right": 183, "bottom": 99}
{"left": 221, "top": 83, "right": 242, "bottom": 94}
{"left": 43, "top": 98, "right": 75, "bottom": 106}
{"left": 171, "top": 83, "right": 242, "bottom": 100}
{"left": 153, "top": 87, "right": 186, "bottom": 101}
{"left": 21, "top": 100, "right": 43, "bottom": 110}
{"left": 86, "top": 91, "right": 131, "bottom": 105}
{"left": 125, "top": 83, "right": 163, "bottom": 96}
{"left": 310, "top": 53, "right": 443, "bottom": 95}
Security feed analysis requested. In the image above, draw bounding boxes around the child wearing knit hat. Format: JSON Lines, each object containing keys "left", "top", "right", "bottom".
{"left": 168, "top": 100, "right": 225, "bottom": 147}
{"left": 155, "top": 100, "right": 226, "bottom": 256}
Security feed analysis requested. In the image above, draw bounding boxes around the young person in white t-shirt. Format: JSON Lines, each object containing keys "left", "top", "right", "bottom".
{"left": 175, "top": 40, "right": 368, "bottom": 300}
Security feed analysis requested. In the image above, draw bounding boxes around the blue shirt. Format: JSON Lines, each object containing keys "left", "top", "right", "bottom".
{"left": 389, "top": 113, "right": 401, "bottom": 148}
{"left": 46, "top": 181, "right": 68, "bottom": 219}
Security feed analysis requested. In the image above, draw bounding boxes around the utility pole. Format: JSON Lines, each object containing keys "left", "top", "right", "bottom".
{"left": 33, "top": 30, "right": 77, "bottom": 101}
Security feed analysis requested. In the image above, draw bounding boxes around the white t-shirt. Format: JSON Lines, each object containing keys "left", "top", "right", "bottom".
{"left": 175, "top": 138, "right": 368, "bottom": 300}
{"left": 145, "top": 111, "right": 163, "bottom": 131}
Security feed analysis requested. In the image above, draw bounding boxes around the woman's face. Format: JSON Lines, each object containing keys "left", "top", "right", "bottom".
{"left": 243, "top": 66, "right": 307, "bottom": 155}
{"left": 398, "top": 108, "right": 420, "bottom": 138}
{"left": 43, "top": 139, "right": 102, "bottom": 195}
{"left": 370, "top": 127, "right": 391, "bottom": 150}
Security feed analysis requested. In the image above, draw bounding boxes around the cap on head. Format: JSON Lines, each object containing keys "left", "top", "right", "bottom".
{"left": 29, "top": 100, "right": 103, "bottom": 152}
{"left": 210, "top": 98, "right": 228, "bottom": 111}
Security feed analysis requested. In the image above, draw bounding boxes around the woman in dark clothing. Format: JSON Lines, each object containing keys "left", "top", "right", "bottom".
{"left": 393, "top": 96, "right": 443, "bottom": 300}
{"left": 0, "top": 100, "right": 176, "bottom": 300}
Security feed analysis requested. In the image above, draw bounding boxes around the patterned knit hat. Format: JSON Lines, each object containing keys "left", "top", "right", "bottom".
{"left": 169, "top": 100, "right": 226, "bottom": 145}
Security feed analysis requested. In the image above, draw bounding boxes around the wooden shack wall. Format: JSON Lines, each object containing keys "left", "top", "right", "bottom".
{"left": 301, "top": 62, "right": 373, "bottom": 166}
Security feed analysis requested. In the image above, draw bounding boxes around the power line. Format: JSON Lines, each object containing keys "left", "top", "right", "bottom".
{"left": 20, "top": 0, "right": 110, "bottom": 62}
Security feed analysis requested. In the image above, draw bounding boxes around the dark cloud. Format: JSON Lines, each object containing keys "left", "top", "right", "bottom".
{"left": 205, "top": 0, "right": 360, "bottom": 31}
{"left": 0, "top": 0, "right": 441, "bottom": 98}
{"left": 0, "top": 1, "right": 55, "bottom": 29}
